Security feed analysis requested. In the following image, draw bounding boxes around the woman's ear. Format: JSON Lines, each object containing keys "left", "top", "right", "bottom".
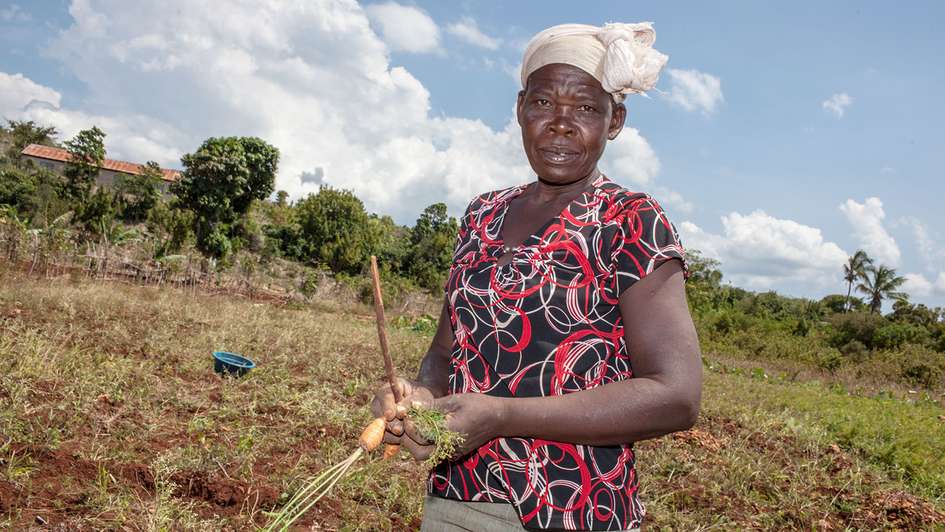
{"left": 516, "top": 90, "right": 526, "bottom": 127}
{"left": 608, "top": 101, "right": 627, "bottom": 140}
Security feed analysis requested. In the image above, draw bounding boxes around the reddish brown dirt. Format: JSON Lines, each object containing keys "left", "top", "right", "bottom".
{"left": 0, "top": 481, "right": 20, "bottom": 514}
{"left": 170, "top": 470, "right": 279, "bottom": 519}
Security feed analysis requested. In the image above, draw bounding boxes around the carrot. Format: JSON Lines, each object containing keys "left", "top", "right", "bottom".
{"left": 359, "top": 417, "right": 386, "bottom": 452}
{"left": 264, "top": 258, "right": 408, "bottom": 530}
{"left": 382, "top": 443, "right": 400, "bottom": 459}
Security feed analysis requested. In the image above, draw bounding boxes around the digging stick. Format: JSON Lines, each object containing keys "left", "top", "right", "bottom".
{"left": 370, "top": 256, "right": 402, "bottom": 459}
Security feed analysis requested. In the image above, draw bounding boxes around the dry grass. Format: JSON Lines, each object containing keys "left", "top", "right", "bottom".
{"left": 1, "top": 268, "right": 943, "bottom": 530}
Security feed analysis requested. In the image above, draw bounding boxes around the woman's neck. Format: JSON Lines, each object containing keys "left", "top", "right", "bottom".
{"left": 532, "top": 169, "right": 599, "bottom": 203}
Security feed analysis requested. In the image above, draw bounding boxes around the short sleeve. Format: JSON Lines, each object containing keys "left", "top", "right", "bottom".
{"left": 606, "top": 194, "right": 687, "bottom": 299}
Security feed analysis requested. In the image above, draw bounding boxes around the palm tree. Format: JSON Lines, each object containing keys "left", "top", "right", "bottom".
{"left": 856, "top": 264, "right": 907, "bottom": 314}
{"left": 843, "top": 250, "right": 873, "bottom": 312}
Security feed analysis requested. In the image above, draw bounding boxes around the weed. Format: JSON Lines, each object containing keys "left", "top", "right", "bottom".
{"left": 406, "top": 405, "right": 464, "bottom": 466}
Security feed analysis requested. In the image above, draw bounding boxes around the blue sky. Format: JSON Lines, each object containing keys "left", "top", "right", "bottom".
{"left": 2, "top": 1, "right": 944, "bottom": 305}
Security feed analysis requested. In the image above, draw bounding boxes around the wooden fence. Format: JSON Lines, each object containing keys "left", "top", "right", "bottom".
{"left": 0, "top": 220, "right": 293, "bottom": 304}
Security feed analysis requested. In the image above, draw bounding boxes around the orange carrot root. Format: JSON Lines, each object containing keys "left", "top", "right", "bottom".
{"left": 382, "top": 443, "right": 400, "bottom": 459}
{"left": 359, "top": 417, "right": 386, "bottom": 452}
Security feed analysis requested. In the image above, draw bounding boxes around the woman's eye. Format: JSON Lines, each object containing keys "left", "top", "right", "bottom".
{"left": 536, "top": 98, "right": 551, "bottom": 106}
{"left": 578, "top": 105, "right": 597, "bottom": 112}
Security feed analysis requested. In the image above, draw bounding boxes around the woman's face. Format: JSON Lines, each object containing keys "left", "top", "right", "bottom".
{"left": 517, "top": 63, "right": 626, "bottom": 185}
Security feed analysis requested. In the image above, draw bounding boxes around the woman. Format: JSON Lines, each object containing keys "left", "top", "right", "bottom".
{"left": 373, "top": 22, "right": 702, "bottom": 531}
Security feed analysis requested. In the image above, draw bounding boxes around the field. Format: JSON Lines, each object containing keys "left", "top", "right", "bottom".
{"left": 1, "top": 270, "right": 944, "bottom": 530}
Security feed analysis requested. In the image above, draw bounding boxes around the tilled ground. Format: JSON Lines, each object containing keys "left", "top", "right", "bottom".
{"left": 1, "top": 273, "right": 942, "bottom": 530}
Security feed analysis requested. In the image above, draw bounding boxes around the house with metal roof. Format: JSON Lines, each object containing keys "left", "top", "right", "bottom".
{"left": 20, "top": 144, "right": 181, "bottom": 191}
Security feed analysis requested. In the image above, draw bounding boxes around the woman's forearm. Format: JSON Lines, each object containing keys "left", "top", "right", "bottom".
{"left": 416, "top": 348, "right": 451, "bottom": 398}
{"left": 495, "top": 376, "right": 699, "bottom": 446}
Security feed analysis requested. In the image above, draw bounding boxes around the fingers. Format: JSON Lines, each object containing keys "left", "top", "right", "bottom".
{"left": 403, "top": 418, "right": 432, "bottom": 446}
{"left": 382, "top": 431, "right": 402, "bottom": 444}
{"left": 388, "top": 418, "right": 404, "bottom": 436}
{"left": 400, "top": 435, "right": 434, "bottom": 462}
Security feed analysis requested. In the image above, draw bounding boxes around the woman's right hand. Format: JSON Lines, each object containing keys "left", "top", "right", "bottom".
{"left": 370, "top": 378, "right": 436, "bottom": 457}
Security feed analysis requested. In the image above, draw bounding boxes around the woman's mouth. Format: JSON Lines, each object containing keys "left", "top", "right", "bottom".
{"left": 538, "top": 147, "right": 580, "bottom": 165}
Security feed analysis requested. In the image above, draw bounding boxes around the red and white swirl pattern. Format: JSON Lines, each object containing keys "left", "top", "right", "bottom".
{"left": 428, "top": 175, "right": 686, "bottom": 531}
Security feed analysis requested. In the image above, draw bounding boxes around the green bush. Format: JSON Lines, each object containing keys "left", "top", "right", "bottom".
{"left": 816, "top": 349, "right": 844, "bottom": 373}
{"left": 839, "top": 340, "right": 869, "bottom": 362}
{"left": 294, "top": 186, "right": 377, "bottom": 274}
{"left": 872, "top": 322, "right": 929, "bottom": 350}
{"left": 712, "top": 310, "right": 752, "bottom": 336}
{"left": 895, "top": 344, "right": 945, "bottom": 389}
{"left": 827, "top": 311, "right": 885, "bottom": 350}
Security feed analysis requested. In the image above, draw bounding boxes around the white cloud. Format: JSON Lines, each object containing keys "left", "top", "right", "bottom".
{"left": 839, "top": 197, "right": 901, "bottom": 266}
{"left": 903, "top": 273, "right": 933, "bottom": 298}
{"left": 0, "top": 72, "right": 61, "bottom": 113}
{"left": 822, "top": 92, "right": 853, "bottom": 118}
{"left": 447, "top": 17, "right": 500, "bottom": 50}
{"left": 902, "top": 272, "right": 945, "bottom": 300}
{"left": 598, "top": 128, "right": 690, "bottom": 214}
{"left": 364, "top": 2, "right": 440, "bottom": 54}
{"left": 898, "top": 216, "right": 943, "bottom": 271}
{"left": 652, "top": 187, "right": 694, "bottom": 215}
{"left": 678, "top": 211, "right": 848, "bottom": 290}
{"left": 600, "top": 127, "right": 660, "bottom": 188}
{"left": 662, "top": 68, "right": 723, "bottom": 115}
{"left": 0, "top": 1, "right": 525, "bottom": 222}
{"left": 2, "top": 0, "right": 672, "bottom": 225}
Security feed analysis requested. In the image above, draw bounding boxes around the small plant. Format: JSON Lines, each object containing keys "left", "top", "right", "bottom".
{"left": 407, "top": 404, "right": 464, "bottom": 465}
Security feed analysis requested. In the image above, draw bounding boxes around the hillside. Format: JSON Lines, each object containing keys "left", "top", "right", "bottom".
{"left": 1, "top": 270, "right": 943, "bottom": 530}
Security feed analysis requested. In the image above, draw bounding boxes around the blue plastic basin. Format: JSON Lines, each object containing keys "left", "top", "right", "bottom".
{"left": 212, "top": 351, "right": 256, "bottom": 377}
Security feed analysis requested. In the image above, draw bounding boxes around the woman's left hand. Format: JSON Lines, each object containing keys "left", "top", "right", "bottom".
{"left": 432, "top": 393, "right": 508, "bottom": 458}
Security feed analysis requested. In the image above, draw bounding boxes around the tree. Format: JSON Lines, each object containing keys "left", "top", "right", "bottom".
{"left": 63, "top": 126, "right": 106, "bottom": 201}
{"left": 683, "top": 249, "right": 725, "bottom": 313}
{"left": 294, "top": 186, "right": 376, "bottom": 274}
{"left": 114, "top": 161, "right": 161, "bottom": 222}
{"left": 146, "top": 202, "right": 194, "bottom": 258}
{"left": 856, "top": 264, "right": 907, "bottom": 314}
{"left": 843, "top": 250, "right": 873, "bottom": 312}
{"left": 275, "top": 190, "right": 289, "bottom": 207}
{"left": 2, "top": 119, "right": 58, "bottom": 162}
{"left": 370, "top": 214, "right": 410, "bottom": 274}
{"left": 171, "top": 136, "right": 279, "bottom": 258}
{"left": 406, "top": 203, "right": 458, "bottom": 290}
{"left": 0, "top": 165, "right": 37, "bottom": 213}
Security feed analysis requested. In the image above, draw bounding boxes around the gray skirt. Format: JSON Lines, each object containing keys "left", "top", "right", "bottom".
{"left": 420, "top": 495, "right": 640, "bottom": 532}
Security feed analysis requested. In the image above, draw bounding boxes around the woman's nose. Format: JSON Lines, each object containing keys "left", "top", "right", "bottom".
{"left": 547, "top": 110, "right": 575, "bottom": 136}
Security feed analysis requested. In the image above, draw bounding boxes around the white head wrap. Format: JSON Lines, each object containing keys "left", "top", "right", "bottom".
{"left": 520, "top": 22, "right": 668, "bottom": 102}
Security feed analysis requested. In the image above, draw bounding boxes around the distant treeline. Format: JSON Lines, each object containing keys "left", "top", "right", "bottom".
{"left": 0, "top": 120, "right": 456, "bottom": 294}
{"left": 1, "top": 120, "right": 943, "bottom": 390}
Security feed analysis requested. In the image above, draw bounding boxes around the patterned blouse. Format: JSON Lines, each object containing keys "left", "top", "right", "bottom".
{"left": 427, "top": 175, "right": 687, "bottom": 531}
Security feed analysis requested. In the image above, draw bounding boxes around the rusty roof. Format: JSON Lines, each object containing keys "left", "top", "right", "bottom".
{"left": 20, "top": 144, "right": 181, "bottom": 182}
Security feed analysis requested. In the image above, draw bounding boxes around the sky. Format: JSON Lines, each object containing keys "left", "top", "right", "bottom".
{"left": 2, "top": 0, "right": 944, "bottom": 306}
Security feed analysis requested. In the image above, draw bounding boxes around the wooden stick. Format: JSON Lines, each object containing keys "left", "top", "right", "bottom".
{"left": 370, "top": 255, "right": 401, "bottom": 403}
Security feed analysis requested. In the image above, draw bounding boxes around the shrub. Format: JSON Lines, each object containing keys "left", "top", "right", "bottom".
{"left": 294, "top": 186, "right": 377, "bottom": 274}
{"left": 817, "top": 349, "right": 844, "bottom": 373}
{"left": 895, "top": 344, "right": 945, "bottom": 389}
{"left": 839, "top": 340, "right": 869, "bottom": 363}
{"left": 872, "top": 322, "right": 929, "bottom": 350}
{"left": 712, "top": 310, "right": 751, "bottom": 337}
{"left": 827, "top": 311, "right": 885, "bottom": 350}
{"left": 146, "top": 202, "right": 194, "bottom": 257}
{"left": 114, "top": 166, "right": 160, "bottom": 223}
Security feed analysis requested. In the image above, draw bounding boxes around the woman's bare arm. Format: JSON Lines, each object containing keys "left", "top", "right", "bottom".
{"left": 433, "top": 260, "right": 702, "bottom": 454}
{"left": 415, "top": 300, "right": 454, "bottom": 398}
